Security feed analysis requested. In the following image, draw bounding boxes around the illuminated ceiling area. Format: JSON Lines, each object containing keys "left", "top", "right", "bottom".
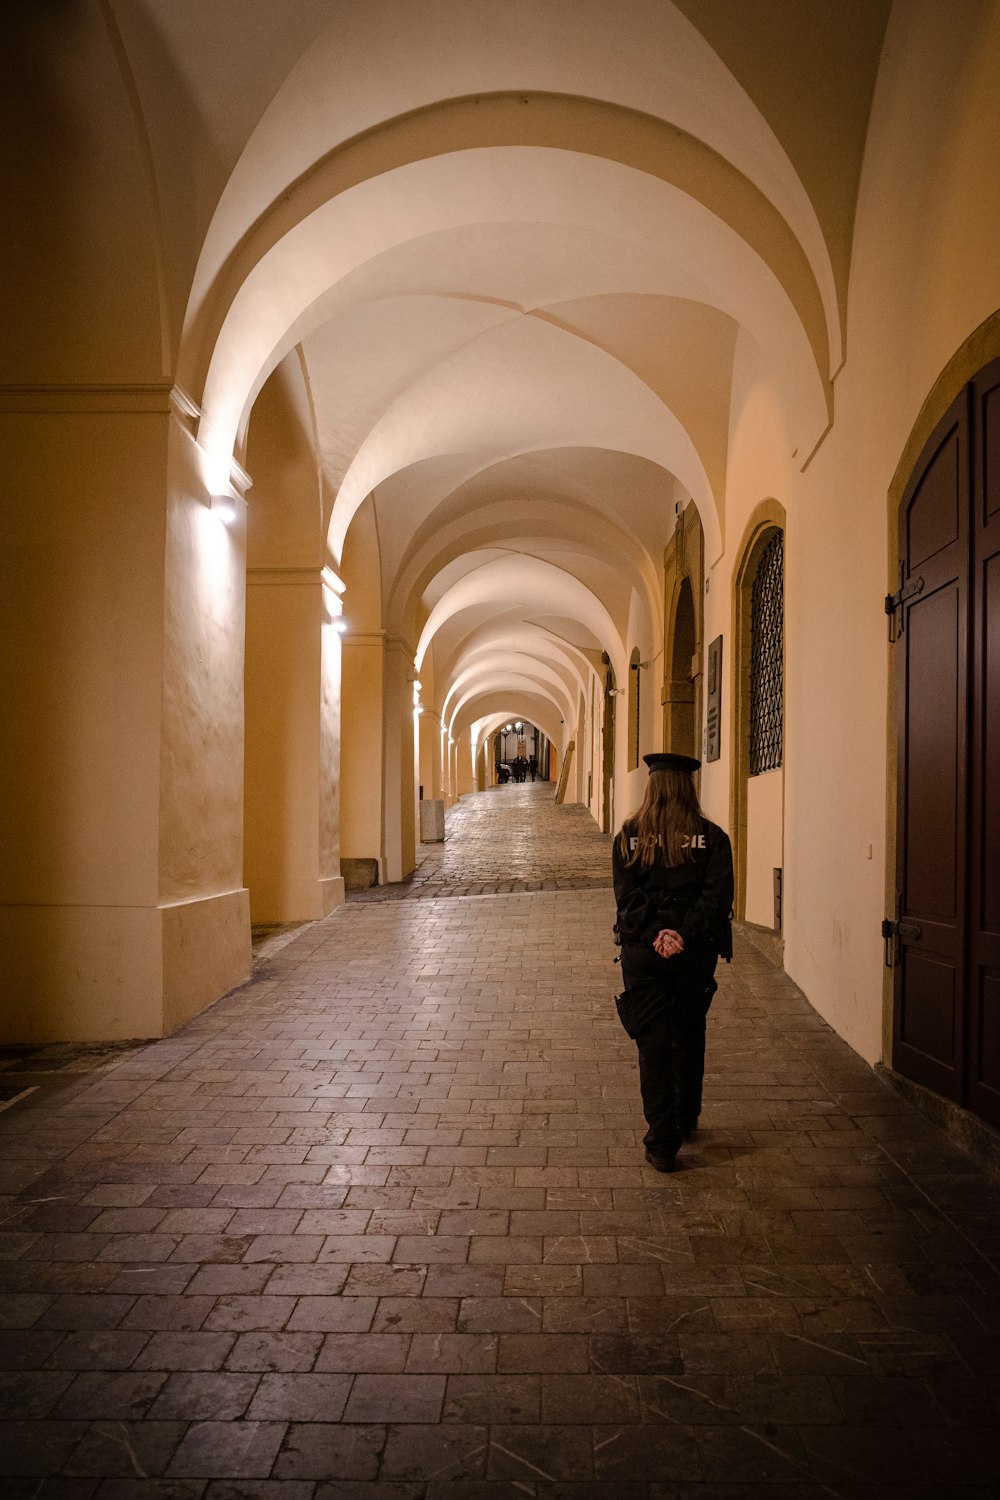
{"left": 174, "top": 0, "right": 889, "bottom": 762}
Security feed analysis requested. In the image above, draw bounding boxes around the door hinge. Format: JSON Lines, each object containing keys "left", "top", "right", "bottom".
{"left": 882, "top": 915, "right": 922, "bottom": 967}
{"left": 885, "top": 564, "right": 925, "bottom": 641}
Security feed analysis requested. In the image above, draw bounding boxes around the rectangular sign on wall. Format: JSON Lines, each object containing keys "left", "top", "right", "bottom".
{"left": 705, "top": 635, "right": 722, "bottom": 762}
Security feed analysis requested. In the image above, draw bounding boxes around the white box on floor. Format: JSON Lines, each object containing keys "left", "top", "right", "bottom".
{"left": 420, "top": 798, "right": 445, "bottom": 842}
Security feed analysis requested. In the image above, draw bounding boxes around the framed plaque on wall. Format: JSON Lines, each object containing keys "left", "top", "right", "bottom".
{"left": 705, "top": 635, "right": 722, "bottom": 762}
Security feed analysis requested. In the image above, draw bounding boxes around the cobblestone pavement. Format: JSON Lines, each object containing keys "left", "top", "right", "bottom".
{"left": 348, "top": 783, "right": 612, "bottom": 900}
{"left": 1, "top": 797, "right": 1000, "bottom": 1496}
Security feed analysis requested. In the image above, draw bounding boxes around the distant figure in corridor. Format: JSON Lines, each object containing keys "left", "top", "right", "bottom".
{"left": 529, "top": 754, "right": 538, "bottom": 781}
{"left": 612, "top": 752, "right": 734, "bottom": 1172}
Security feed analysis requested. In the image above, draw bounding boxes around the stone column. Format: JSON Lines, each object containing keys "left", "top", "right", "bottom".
{"left": 445, "top": 737, "right": 458, "bottom": 805}
{"left": 457, "top": 734, "right": 477, "bottom": 797}
{"left": 341, "top": 629, "right": 386, "bottom": 887}
{"left": 382, "top": 636, "right": 417, "bottom": 883}
{"left": 0, "top": 388, "right": 252, "bottom": 1041}
{"left": 419, "top": 707, "right": 443, "bottom": 802}
{"left": 243, "top": 566, "right": 346, "bottom": 922}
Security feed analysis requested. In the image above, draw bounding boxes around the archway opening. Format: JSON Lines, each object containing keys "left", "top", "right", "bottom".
{"left": 669, "top": 577, "right": 696, "bottom": 759}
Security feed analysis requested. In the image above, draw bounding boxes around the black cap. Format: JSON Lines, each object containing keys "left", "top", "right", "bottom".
{"left": 643, "top": 752, "right": 701, "bottom": 775}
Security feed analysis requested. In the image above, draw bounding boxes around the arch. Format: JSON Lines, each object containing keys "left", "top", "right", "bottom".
{"left": 887, "top": 308, "right": 1000, "bottom": 516}
{"left": 185, "top": 82, "right": 837, "bottom": 398}
{"left": 464, "top": 694, "right": 568, "bottom": 791}
{"left": 443, "top": 654, "right": 574, "bottom": 735}
{"left": 186, "top": 0, "right": 845, "bottom": 345}
{"left": 475, "top": 706, "right": 564, "bottom": 768}
{"left": 431, "top": 620, "right": 592, "bottom": 795}
{"left": 730, "top": 500, "right": 786, "bottom": 930}
{"left": 326, "top": 306, "right": 721, "bottom": 564}
{"left": 190, "top": 143, "right": 831, "bottom": 537}
{"left": 382, "top": 461, "right": 664, "bottom": 649}
{"left": 415, "top": 554, "right": 628, "bottom": 684}
{"left": 447, "top": 675, "right": 568, "bottom": 736}
{"left": 434, "top": 624, "right": 591, "bottom": 732}
{"left": 488, "top": 715, "right": 544, "bottom": 781}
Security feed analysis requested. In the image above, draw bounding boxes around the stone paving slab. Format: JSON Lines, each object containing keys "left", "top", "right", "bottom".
{"left": 1, "top": 791, "right": 1000, "bottom": 1494}
{"left": 348, "top": 785, "right": 611, "bottom": 900}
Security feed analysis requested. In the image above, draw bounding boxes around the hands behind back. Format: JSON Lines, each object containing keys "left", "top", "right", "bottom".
{"left": 653, "top": 928, "right": 684, "bottom": 959}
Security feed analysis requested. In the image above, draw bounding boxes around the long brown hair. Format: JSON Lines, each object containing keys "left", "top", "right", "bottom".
{"left": 618, "top": 768, "right": 703, "bottom": 867}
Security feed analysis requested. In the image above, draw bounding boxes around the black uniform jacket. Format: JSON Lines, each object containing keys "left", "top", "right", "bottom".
{"left": 612, "top": 816, "right": 734, "bottom": 966}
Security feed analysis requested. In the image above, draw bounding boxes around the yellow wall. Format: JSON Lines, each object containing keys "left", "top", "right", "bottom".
{"left": 745, "top": 770, "right": 783, "bottom": 929}
{"left": 1, "top": 398, "right": 168, "bottom": 1039}
{"left": 702, "top": 3, "right": 1000, "bottom": 1063}
{"left": 0, "top": 398, "right": 251, "bottom": 1039}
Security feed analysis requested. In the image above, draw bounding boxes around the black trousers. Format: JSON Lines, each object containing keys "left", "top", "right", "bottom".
{"left": 616, "top": 946, "right": 718, "bottom": 1158}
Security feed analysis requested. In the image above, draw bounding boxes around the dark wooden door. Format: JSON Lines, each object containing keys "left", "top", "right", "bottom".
{"left": 894, "top": 356, "right": 1000, "bottom": 1128}
{"left": 966, "top": 361, "right": 1000, "bottom": 1126}
{"left": 894, "top": 395, "right": 969, "bottom": 1100}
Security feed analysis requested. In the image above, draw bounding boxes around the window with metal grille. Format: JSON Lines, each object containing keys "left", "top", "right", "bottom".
{"left": 749, "top": 529, "right": 783, "bottom": 774}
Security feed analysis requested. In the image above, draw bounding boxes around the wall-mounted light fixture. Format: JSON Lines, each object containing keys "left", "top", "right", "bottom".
{"left": 319, "top": 566, "right": 346, "bottom": 626}
{"left": 210, "top": 493, "right": 239, "bottom": 525}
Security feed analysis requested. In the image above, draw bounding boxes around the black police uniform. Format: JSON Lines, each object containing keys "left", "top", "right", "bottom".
{"left": 612, "top": 813, "right": 733, "bottom": 1164}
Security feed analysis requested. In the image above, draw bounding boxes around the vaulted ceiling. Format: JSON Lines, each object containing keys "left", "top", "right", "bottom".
{"left": 16, "top": 0, "right": 892, "bottom": 753}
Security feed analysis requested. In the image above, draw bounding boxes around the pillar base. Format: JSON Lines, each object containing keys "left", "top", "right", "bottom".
{"left": 0, "top": 890, "right": 251, "bottom": 1043}
{"left": 248, "top": 876, "right": 345, "bottom": 926}
{"left": 319, "top": 876, "right": 346, "bottom": 914}
{"left": 162, "top": 890, "right": 251, "bottom": 1034}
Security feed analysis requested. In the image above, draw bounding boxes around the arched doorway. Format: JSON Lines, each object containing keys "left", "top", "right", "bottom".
{"left": 667, "top": 578, "right": 696, "bottom": 758}
{"left": 663, "top": 503, "right": 705, "bottom": 764}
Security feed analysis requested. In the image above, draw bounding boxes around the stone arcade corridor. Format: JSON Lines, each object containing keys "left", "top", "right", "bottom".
{"left": 1, "top": 789, "right": 999, "bottom": 1496}
{"left": 349, "top": 785, "right": 612, "bottom": 901}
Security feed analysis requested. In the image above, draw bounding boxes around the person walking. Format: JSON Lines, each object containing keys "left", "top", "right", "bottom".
{"left": 528, "top": 754, "right": 538, "bottom": 781}
{"left": 612, "top": 752, "right": 733, "bottom": 1172}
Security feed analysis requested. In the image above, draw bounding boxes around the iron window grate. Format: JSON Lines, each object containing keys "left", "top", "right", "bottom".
{"left": 749, "top": 530, "right": 783, "bottom": 774}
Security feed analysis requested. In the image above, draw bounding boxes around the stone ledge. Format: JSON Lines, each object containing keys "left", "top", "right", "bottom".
{"left": 876, "top": 1063, "right": 1000, "bottom": 1176}
{"left": 733, "top": 918, "right": 784, "bottom": 968}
